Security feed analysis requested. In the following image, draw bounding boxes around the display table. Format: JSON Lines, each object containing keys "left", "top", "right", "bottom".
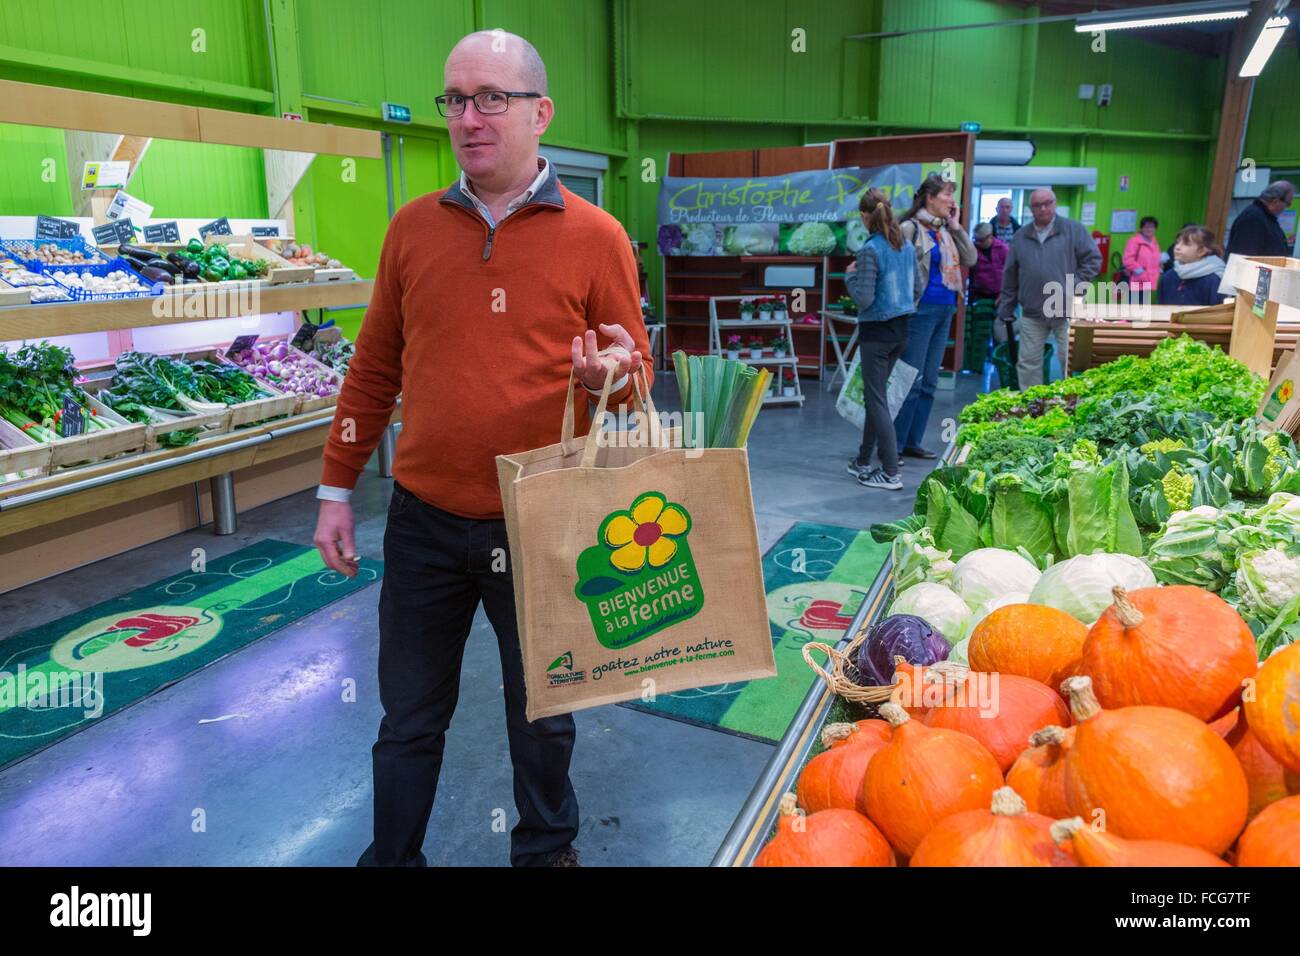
{"left": 820, "top": 309, "right": 859, "bottom": 392}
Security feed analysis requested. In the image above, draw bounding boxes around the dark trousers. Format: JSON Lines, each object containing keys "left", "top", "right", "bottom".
{"left": 358, "top": 482, "right": 579, "bottom": 867}
{"left": 855, "top": 315, "right": 910, "bottom": 473}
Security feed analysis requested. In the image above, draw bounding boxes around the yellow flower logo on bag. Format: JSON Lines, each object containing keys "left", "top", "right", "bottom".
{"left": 1262, "top": 378, "right": 1294, "bottom": 422}
{"left": 574, "top": 492, "right": 704, "bottom": 649}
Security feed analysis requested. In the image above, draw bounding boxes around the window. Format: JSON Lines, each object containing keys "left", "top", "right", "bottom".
{"left": 540, "top": 146, "right": 608, "bottom": 208}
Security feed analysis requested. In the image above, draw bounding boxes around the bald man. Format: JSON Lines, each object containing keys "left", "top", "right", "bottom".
{"left": 996, "top": 188, "right": 1100, "bottom": 388}
{"left": 314, "top": 30, "right": 650, "bottom": 867}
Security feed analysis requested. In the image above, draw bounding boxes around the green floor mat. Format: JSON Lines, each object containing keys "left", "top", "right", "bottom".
{"left": 620, "top": 521, "right": 888, "bottom": 743}
{"left": 0, "top": 539, "right": 382, "bottom": 771}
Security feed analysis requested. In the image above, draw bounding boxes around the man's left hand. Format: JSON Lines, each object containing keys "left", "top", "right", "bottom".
{"left": 571, "top": 324, "right": 643, "bottom": 392}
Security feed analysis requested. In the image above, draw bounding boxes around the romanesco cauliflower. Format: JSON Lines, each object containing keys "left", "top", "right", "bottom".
{"left": 1161, "top": 466, "right": 1194, "bottom": 512}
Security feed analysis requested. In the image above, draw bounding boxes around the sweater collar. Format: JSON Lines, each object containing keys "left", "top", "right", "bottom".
{"left": 442, "top": 157, "right": 565, "bottom": 215}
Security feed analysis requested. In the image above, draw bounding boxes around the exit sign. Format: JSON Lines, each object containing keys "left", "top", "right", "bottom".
{"left": 960, "top": 121, "right": 982, "bottom": 134}
{"left": 382, "top": 102, "right": 412, "bottom": 124}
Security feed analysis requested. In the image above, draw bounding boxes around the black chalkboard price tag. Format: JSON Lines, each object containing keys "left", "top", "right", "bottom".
{"left": 198, "top": 217, "right": 233, "bottom": 239}
{"left": 92, "top": 218, "right": 134, "bottom": 246}
{"left": 225, "top": 334, "right": 260, "bottom": 358}
{"left": 251, "top": 225, "right": 280, "bottom": 238}
{"left": 59, "top": 394, "right": 85, "bottom": 438}
{"left": 1253, "top": 267, "right": 1272, "bottom": 318}
{"left": 36, "top": 215, "right": 81, "bottom": 240}
{"left": 143, "top": 221, "right": 181, "bottom": 244}
{"left": 290, "top": 320, "right": 318, "bottom": 351}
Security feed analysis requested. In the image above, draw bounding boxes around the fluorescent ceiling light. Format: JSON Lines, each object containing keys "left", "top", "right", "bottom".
{"left": 1239, "top": 16, "right": 1291, "bottom": 77}
{"left": 1075, "top": 1, "right": 1249, "bottom": 32}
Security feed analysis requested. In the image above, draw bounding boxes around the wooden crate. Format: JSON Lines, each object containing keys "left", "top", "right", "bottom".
{"left": 256, "top": 237, "right": 356, "bottom": 282}
{"left": 205, "top": 234, "right": 314, "bottom": 285}
{"left": 0, "top": 282, "right": 32, "bottom": 306}
{"left": 77, "top": 367, "right": 234, "bottom": 451}
{"left": 174, "top": 348, "right": 298, "bottom": 426}
{"left": 48, "top": 391, "right": 148, "bottom": 468}
{"left": 0, "top": 414, "right": 52, "bottom": 481}
{"left": 217, "top": 336, "right": 341, "bottom": 415}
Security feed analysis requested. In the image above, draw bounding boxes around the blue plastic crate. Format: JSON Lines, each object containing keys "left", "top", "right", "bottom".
{"left": 41, "top": 257, "right": 160, "bottom": 301}
{"left": 0, "top": 237, "right": 107, "bottom": 269}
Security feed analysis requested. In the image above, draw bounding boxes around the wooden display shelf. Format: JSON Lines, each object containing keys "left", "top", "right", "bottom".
{"left": 0, "top": 279, "right": 373, "bottom": 339}
{"left": 0, "top": 80, "right": 382, "bottom": 158}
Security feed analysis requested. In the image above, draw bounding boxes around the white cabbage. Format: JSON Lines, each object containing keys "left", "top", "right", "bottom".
{"left": 889, "top": 582, "right": 971, "bottom": 646}
{"left": 950, "top": 548, "right": 1042, "bottom": 611}
{"left": 1027, "top": 552, "right": 1157, "bottom": 625}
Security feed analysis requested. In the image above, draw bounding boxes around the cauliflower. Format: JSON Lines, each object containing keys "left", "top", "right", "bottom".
{"left": 1140, "top": 437, "right": 1186, "bottom": 460}
{"left": 787, "top": 221, "right": 838, "bottom": 256}
{"left": 1161, "top": 466, "right": 1194, "bottom": 513}
{"left": 1263, "top": 433, "right": 1286, "bottom": 487}
{"left": 1235, "top": 547, "right": 1300, "bottom": 616}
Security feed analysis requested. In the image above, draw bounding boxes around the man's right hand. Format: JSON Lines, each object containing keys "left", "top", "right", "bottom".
{"left": 314, "top": 499, "right": 358, "bottom": 578}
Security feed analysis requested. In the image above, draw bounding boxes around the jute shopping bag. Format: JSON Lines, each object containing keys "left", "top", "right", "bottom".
{"left": 496, "top": 366, "right": 775, "bottom": 721}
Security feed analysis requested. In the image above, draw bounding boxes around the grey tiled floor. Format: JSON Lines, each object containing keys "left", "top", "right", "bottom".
{"left": 0, "top": 371, "right": 979, "bottom": 866}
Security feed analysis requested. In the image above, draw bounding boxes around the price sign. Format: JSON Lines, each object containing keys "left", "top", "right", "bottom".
{"left": 198, "top": 217, "right": 233, "bottom": 239}
{"left": 143, "top": 221, "right": 181, "bottom": 244}
{"left": 92, "top": 218, "right": 135, "bottom": 247}
{"left": 251, "top": 225, "right": 280, "bottom": 238}
{"left": 36, "top": 215, "right": 81, "bottom": 240}
{"left": 290, "top": 320, "right": 318, "bottom": 351}
{"left": 1253, "top": 267, "right": 1272, "bottom": 318}
{"left": 226, "top": 334, "right": 260, "bottom": 358}
{"left": 59, "top": 394, "right": 85, "bottom": 438}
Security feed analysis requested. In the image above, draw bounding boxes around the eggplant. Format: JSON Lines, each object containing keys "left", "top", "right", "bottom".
{"left": 148, "top": 259, "right": 183, "bottom": 277}
{"left": 166, "top": 252, "right": 192, "bottom": 269}
{"left": 118, "top": 243, "right": 161, "bottom": 261}
{"left": 121, "top": 254, "right": 156, "bottom": 273}
{"left": 182, "top": 261, "right": 201, "bottom": 279}
{"left": 138, "top": 265, "right": 175, "bottom": 286}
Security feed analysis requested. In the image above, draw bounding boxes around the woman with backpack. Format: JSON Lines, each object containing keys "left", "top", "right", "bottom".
{"left": 893, "top": 173, "right": 977, "bottom": 464}
{"left": 845, "top": 188, "right": 927, "bottom": 490}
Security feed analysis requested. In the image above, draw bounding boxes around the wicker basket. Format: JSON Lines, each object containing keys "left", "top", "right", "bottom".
{"left": 803, "top": 626, "right": 971, "bottom": 707}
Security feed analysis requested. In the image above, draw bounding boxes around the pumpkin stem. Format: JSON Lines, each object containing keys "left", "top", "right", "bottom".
{"left": 878, "top": 702, "right": 910, "bottom": 727}
{"left": 990, "top": 786, "right": 1028, "bottom": 817}
{"left": 1112, "top": 586, "right": 1144, "bottom": 628}
{"left": 1062, "top": 676, "right": 1102, "bottom": 722}
{"left": 821, "top": 723, "right": 856, "bottom": 748}
{"left": 1030, "top": 726, "right": 1068, "bottom": 748}
{"left": 1049, "top": 817, "right": 1085, "bottom": 845}
{"left": 778, "top": 792, "right": 800, "bottom": 818}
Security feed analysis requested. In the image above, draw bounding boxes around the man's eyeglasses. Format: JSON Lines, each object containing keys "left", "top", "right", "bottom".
{"left": 1030, "top": 199, "right": 1056, "bottom": 209}
{"left": 436, "top": 91, "right": 541, "bottom": 117}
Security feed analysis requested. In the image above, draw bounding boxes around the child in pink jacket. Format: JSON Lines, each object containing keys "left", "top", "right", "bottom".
{"left": 1122, "top": 216, "right": 1162, "bottom": 292}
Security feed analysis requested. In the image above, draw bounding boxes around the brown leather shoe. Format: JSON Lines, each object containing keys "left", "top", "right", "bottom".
{"left": 547, "top": 846, "right": 581, "bottom": 867}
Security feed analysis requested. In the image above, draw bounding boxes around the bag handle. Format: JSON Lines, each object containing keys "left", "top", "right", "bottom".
{"left": 561, "top": 353, "right": 666, "bottom": 462}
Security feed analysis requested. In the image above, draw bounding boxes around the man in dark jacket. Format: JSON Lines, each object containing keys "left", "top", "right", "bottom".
{"left": 988, "top": 197, "right": 1019, "bottom": 244}
{"left": 1226, "top": 181, "right": 1295, "bottom": 259}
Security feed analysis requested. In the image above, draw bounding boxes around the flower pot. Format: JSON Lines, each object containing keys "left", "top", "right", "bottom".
{"left": 740, "top": 312, "right": 753, "bottom": 322}
{"left": 749, "top": 349, "right": 763, "bottom": 359}
{"left": 782, "top": 385, "right": 797, "bottom": 396}
{"left": 726, "top": 349, "right": 740, "bottom": 360}
{"left": 758, "top": 309, "right": 773, "bottom": 321}
{"left": 774, "top": 349, "right": 787, "bottom": 359}
{"left": 773, "top": 308, "right": 788, "bottom": 321}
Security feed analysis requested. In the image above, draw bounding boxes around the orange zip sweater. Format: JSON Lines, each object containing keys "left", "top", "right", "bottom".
{"left": 320, "top": 169, "right": 651, "bottom": 519}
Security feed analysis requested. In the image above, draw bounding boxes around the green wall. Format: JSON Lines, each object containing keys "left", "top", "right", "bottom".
{"left": 0, "top": 0, "right": 1291, "bottom": 337}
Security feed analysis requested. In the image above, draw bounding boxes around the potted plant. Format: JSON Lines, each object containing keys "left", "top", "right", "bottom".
{"left": 748, "top": 337, "right": 765, "bottom": 360}
{"left": 782, "top": 367, "right": 798, "bottom": 396}
{"left": 771, "top": 334, "right": 789, "bottom": 359}
{"left": 772, "top": 294, "right": 788, "bottom": 321}
{"left": 739, "top": 299, "right": 755, "bottom": 321}
{"left": 757, "top": 296, "right": 773, "bottom": 320}
{"left": 725, "top": 334, "right": 742, "bottom": 360}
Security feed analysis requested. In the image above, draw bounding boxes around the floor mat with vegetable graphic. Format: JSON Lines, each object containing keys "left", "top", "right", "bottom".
{"left": 619, "top": 521, "right": 888, "bottom": 743}
{"left": 0, "top": 540, "right": 381, "bottom": 771}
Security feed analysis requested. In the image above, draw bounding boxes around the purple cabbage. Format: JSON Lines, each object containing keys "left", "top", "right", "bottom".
{"left": 851, "top": 614, "right": 949, "bottom": 686}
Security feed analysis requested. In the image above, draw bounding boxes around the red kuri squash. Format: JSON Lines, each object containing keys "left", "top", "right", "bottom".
{"left": 910, "top": 787, "right": 1077, "bottom": 867}
{"left": 968, "top": 604, "right": 1087, "bottom": 687}
{"left": 797, "top": 722, "right": 892, "bottom": 814}
{"left": 862, "top": 702, "right": 1003, "bottom": 857}
{"left": 1215, "top": 709, "right": 1300, "bottom": 821}
{"left": 1243, "top": 643, "right": 1300, "bottom": 773}
{"left": 1006, "top": 725, "right": 1075, "bottom": 818}
{"left": 1050, "top": 817, "right": 1229, "bottom": 867}
{"left": 755, "top": 793, "right": 895, "bottom": 867}
{"left": 923, "top": 671, "right": 1070, "bottom": 772}
{"left": 1236, "top": 795, "right": 1300, "bottom": 867}
{"left": 1059, "top": 676, "right": 1249, "bottom": 855}
{"left": 1082, "top": 586, "right": 1257, "bottom": 721}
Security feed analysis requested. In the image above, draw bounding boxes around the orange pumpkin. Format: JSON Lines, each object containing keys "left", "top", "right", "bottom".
{"left": 1236, "top": 795, "right": 1300, "bottom": 867}
{"left": 1082, "top": 586, "right": 1257, "bottom": 721}
{"left": 910, "top": 787, "right": 1076, "bottom": 867}
{"left": 923, "top": 672, "right": 1070, "bottom": 772}
{"left": 862, "top": 702, "right": 1003, "bottom": 857}
{"left": 755, "top": 793, "right": 895, "bottom": 867}
{"left": 1215, "top": 709, "right": 1300, "bottom": 821}
{"left": 797, "top": 723, "right": 892, "bottom": 814}
{"left": 1059, "top": 676, "right": 1248, "bottom": 855}
{"left": 969, "top": 604, "right": 1087, "bottom": 687}
{"left": 1050, "top": 817, "right": 1229, "bottom": 867}
{"left": 1006, "top": 725, "right": 1075, "bottom": 818}
{"left": 890, "top": 657, "right": 971, "bottom": 719}
{"left": 1243, "top": 643, "right": 1300, "bottom": 773}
